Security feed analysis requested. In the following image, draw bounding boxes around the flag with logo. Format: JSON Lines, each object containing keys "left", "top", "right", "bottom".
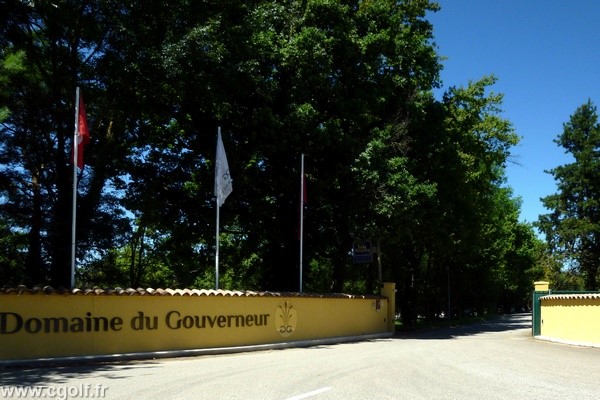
{"left": 214, "top": 129, "right": 233, "bottom": 207}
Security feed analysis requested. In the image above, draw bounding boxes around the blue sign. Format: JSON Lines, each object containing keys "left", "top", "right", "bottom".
{"left": 352, "top": 240, "right": 373, "bottom": 264}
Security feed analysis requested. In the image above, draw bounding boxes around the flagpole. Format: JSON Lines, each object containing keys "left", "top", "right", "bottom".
{"left": 215, "top": 197, "right": 220, "bottom": 290}
{"left": 214, "top": 126, "right": 232, "bottom": 290}
{"left": 215, "top": 126, "right": 221, "bottom": 290}
{"left": 70, "top": 87, "right": 80, "bottom": 289}
{"left": 299, "top": 153, "right": 304, "bottom": 293}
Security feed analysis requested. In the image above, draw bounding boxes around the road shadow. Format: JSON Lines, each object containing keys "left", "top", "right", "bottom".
{"left": 0, "top": 314, "right": 532, "bottom": 385}
{"left": 0, "top": 360, "right": 160, "bottom": 387}
{"left": 395, "top": 313, "right": 532, "bottom": 340}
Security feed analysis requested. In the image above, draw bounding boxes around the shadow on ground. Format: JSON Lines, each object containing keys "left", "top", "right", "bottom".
{"left": 395, "top": 313, "right": 532, "bottom": 340}
{"left": 0, "top": 360, "right": 160, "bottom": 387}
{"left": 0, "top": 314, "right": 532, "bottom": 385}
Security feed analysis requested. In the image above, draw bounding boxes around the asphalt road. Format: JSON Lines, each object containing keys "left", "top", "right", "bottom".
{"left": 2, "top": 313, "right": 600, "bottom": 400}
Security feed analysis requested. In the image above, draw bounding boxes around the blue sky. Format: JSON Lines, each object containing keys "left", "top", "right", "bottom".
{"left": 428, "top": 1, "right": 600, "bottom": 226}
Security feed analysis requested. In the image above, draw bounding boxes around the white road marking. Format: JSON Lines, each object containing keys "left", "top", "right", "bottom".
{"left": 284, "top": 387, "right": 332, "bottom": 400}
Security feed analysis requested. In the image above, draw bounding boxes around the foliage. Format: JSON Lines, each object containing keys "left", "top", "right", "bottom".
{"left": 0, "top": 0, "right": 540, "bottom": 323}
{"left": 538, "top": 100, "right": 600, "bottom": 290}
{"left": 536, "top": 245, "right": 584, "bottom": 291}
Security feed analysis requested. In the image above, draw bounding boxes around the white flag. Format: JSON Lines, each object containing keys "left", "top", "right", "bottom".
{"left": 214, "top": 128, "right": 233, "bottom": 207}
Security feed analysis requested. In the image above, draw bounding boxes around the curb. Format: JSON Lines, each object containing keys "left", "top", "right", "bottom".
{"left": 535, "top": 335, "right": 600, "bottom": 349}
{"left": 0, "top": 332, "right": 394, "bottom": 368}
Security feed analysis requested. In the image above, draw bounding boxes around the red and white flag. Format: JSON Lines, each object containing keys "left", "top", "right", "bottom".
{"left": 73, "top": 93, "right": 90, "bottom": 169}
{"left": 302, "top": 173, "right": 307, "bottom": 205}
{"left": 298, "top": 155, "right": 307, "bottom": 240}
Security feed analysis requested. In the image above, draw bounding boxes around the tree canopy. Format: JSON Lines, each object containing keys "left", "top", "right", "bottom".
{"left": 538, "top": 100, "right": 600, "bottom": 290}
{"left": 0, "top": 0, "right": 542, "bottom": 323}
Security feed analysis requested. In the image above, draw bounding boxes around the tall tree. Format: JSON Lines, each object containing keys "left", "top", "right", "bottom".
{"left": 357, "top": 76, "right": 523, "bottom": 323}
{"left": 1, "top": 0, "right": 540, "bottom": 311}
{"left": 538, "top": 100, "right": 600, "bottom": 290}
{"left": 0, "top": 0, "right": 132, "bottom": 287}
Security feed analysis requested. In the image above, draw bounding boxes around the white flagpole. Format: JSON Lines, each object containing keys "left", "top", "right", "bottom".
{"left": 299, "top": 153, "right": 304, "bottom": 293}
{"left": 70, "top": 87, "right": 80, "bottom": 289}
{"left": 215, "top": 126, "right": 221, "bottom": 290}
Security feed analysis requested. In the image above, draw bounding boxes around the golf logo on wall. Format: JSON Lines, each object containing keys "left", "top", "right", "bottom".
{"left": 275, "top": 301, "right": 297, "bottom": 337}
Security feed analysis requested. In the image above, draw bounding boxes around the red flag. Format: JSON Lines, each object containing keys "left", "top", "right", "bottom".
{"left": 73, "top": 94, "right": 90, "bottom": 169}
{"left": 297, "top": 172, "right": 307, "bottom": 240}
{"left": 302, "top": 174, "right": 307, "bottom": 204}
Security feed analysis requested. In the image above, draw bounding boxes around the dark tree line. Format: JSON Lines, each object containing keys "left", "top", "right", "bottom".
{"left": 1, "top": 0, "right": 543, "bottom": 324}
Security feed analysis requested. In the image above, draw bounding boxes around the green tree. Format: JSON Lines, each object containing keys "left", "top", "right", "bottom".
{"left": 0, "top": 50, "right": 25, "bottom": 122}
{"left": 409, "top": 77, "right": 526, "bottom": 322}
{"left": 538, "top": 100, "right": 600, "bottom": 290}
{"left": 536, "top": 244, "right": 584, "bottom": 291}
{"left": 0, "top": 0, "right": 540, "bottom": 312}
{"left": 96, "top": 0, "right": 445, "bottom": 291}
{"left": 0, "top": 0, "right": 133, "bottom": 287}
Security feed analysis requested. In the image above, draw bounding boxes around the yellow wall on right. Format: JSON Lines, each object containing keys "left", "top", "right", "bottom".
{"left": 540, "top": 294, "right": 600, "bottom": 345}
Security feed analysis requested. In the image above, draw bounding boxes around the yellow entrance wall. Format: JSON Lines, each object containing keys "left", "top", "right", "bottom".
{"left": 0, "top": 286, "right": 392, "bottom": 361}
{"left": 540, "top": 294, "right": 600, "bottom": 345}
